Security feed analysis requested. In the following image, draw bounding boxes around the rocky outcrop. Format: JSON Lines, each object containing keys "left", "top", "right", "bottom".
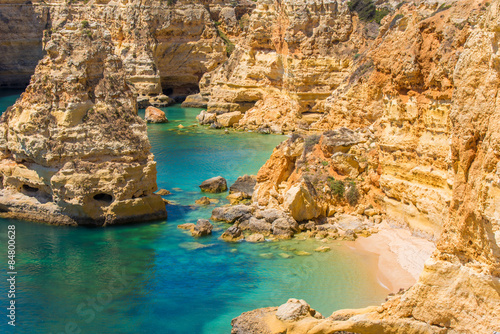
{"left": 0, "top": 0, "right": 47, "bottom": 88}
{"left": 199, "top": 176, "right": 228, "bottom": 193}
{"left": 251, "top": 129, "right": 378, "bottom": 224}
{"left": 0, "top": 0, "right": 257, "bottom": 103}
{"left": 145, "top": 106, "right": 168, "bottom": 123}
{"left": 230, "top": 0, "right": 500, "bottom": 332}
{"left": 0, "top": 23, "right": 167, "bottom": 225}
{"left": 227, "top": 174, "right": 257, "bottom": 203}
{"left": 199, "top": 0, "right": 360, "bottom": 133}
{"left": 181, "top": 93, "right": 209, "bottom": 108}
{"left": 191, "top": 219, "right": 213, "bottom": 237}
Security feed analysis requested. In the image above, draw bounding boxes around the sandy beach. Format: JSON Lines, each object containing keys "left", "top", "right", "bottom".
{"left": 349, "top": 222, "right": 436, "bottom": 293}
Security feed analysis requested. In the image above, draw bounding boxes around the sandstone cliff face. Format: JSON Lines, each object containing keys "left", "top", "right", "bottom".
{"left": 0, "top": 0, "right": 48, "bottom": 88}
{"left": 200, "top": 0, "right": 360, "bottom": 132}
{"left": 232, "top": 0, "right": 500, "bottom": 332}
{"left": 252, "top": 128, "right": 381, "bottom": 223}
{"left": 0, "top": 22, "right": 167, "bottom": 225}
{"left": 0, "top": 0, "right": 255, "bottom": 104}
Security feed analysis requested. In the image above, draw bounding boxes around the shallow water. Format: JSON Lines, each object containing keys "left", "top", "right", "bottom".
{"left": 0, "top": 94, "right": 388, "bottom": 333}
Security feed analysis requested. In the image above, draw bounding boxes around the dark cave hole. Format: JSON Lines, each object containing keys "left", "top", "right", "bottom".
{"left": 22, "top": 184, "right": 39, "bottom": 193}
{"left": 93, "top": 193, "right": 113, "bottom": 203}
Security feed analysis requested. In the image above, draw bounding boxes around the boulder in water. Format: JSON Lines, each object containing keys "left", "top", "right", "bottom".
{"left": 199, "top": 176, "right": 227, "bottom": 193}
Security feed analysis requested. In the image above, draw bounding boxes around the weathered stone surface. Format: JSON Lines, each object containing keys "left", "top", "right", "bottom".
{"left": 191, "top": 219, "right": 213, "bottom": 237}
{"left": 216, "top": 111, "right": 243, "bottom": 127}
{"left": 229, "top": 174, "right": 257, "bottom": 198}
{"left": 145, "top": 106, "right": 168, "bottom": 123}
{"left": 231, "top": 1, "right": 500, "bottom": 332}
{"left": 221, "top": 225, "right": 243, "bottom": 242}
{"left": 181, "top": 93, "right": 208, "bottom": 108}
{"left": 201, "top": 0, "right": 355, "bottom": 133}
{"left": 156, "top": 189, "right": 171, "bottom": 196}
{"left": 199, "top": 176, "right": 228, "bottom": 193}
{"left": 211, "top": 204, "right": 254, "bottom": 223}
{"left": 283, "top": 182, "right": 322, "bottom": 222}
{"left": 0, "top": 22, "right": 166, "bottom": 225}
{"left": 246, "top": 233, "right": 265, "bottom": 243}
{"left": 248, "top": 217, "right": 272, "bottom": 235}
{"left": 255, "top": 209, "right": 284, "bottom": 223}
{"left": 275, "top": 299, "right": 311, "bottom": 321}
{"left": 196, "top": 110, "right": 217, "bottom": 125}
{"left": 195, "top": 196, "right": 211, "bottom": 205}
{"left": 271, "top": 218, "right": 299, "bottom": 239}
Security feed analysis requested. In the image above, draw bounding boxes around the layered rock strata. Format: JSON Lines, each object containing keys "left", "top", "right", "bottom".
{"left": 0, "top": 23, "right": 167, "bottom": 225}
{"left": 0, "top": 0, "right": 256, "bottom": 103}
{"left": 199, "top": 0, "right": 358, "bottom": 132}
{"left": 229, "top": 0, "right": 500, "bottom": 332}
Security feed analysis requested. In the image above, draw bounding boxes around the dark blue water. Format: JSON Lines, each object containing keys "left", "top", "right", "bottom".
{"left": 0, "top": 92, "right": 388, "bottom": 333}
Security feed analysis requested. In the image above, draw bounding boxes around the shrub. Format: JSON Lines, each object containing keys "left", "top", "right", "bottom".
{"left": 327, "top": 177, "right": 345, "bottom": 199}
{"left": 304, "top": 134, "right": 321, "bottom": 153}
{"left": 348, "top": 0, "right": 376, "bottom": 21}
{"left": 346, "top": 181, "right": 360, "bottom": 206}
{"left": 81, "top": 20, "right": 89, "bottom": 29}
{"left": 374, "top": 8, "right": 390, "bottom": 24}
{"left": 389, "top": 14, "right": 404, "bottom": 29}
{"left": 348, "top": 0, "right": 391, "bottom": 24}
{"left": 83, "top": 29, "right": 92, "bottom": 39}
{"left": 321, "top": 160, "right": 329, "bottom": 166}
{"left": 216, "top": 28, "right": 235, "bottom": 56}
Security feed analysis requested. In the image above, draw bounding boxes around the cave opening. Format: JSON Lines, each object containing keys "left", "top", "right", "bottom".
{"left": 160, "top": 79, "right": 200, "bottom": 103}
{"left": 93, "top": 193, "right": 113, "bottom": 203}
{"left": 22, "top": 184, "right": 39, "bottom": 193}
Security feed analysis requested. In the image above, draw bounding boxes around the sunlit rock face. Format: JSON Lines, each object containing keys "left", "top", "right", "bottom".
{"left": 0, "top": 23, "right": 166, "bottom": 225}
{"left": 231, "top": 1, "right": 500, "bottom": 332}
{"left": 201, "top": 0, "right": 357, "bottom": 133}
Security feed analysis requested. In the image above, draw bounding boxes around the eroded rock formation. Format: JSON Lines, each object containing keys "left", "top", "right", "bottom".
{"left": 0, "top": 23, "right": 166, "bottom": 225}
{"left": 229, "top": 0, "right": 500, "bottom": 332}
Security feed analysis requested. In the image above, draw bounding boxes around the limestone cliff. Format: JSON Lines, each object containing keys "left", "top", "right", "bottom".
{"left": 231, "top": 0, "right": 500, "bottom": 332}
{"left": 0, "top": 0, "right": 255, "bottom": 105}
{"left": 0, "top": 22, "right": 167, "bottom": 225}
{"left": 200, "top": 0, "right": 359, "bottom": 132}
{"left": 0, "top": 0, "right": 48, "bottom": 88}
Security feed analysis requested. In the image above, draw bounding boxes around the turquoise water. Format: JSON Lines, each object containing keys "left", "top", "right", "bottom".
{"left": 0, "top": 93, "right": 388, "bottom": 333}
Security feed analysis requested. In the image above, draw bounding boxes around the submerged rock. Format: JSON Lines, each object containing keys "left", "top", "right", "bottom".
{"left": 314, "top": 246, "right": 331, "bottom": 252}
{"left": 145, "top": 106, "right": 168, "bottom": 123}
{"left": 199, "top": 176, "right": 228, "bottom": 193}
{"left": 195, "top": 196, "right": 211, "bottom": 205}
{"left": 157, "top": 189, "right": 171, "bottom": 196}
{"left": 177, "top": 223, "right": 196, "bottom": 230}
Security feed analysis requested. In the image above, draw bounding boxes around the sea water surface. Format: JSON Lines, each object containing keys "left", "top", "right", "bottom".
{"left": 0, "top": 92, "right": 388, "bottom": 333}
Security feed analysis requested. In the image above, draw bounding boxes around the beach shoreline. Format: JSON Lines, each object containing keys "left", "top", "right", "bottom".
{"left": 347, "top": 222, "right": 436, "bottom": 293}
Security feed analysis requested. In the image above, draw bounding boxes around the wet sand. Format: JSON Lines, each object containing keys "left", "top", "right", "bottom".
{"left": 348, "top": 222, "right": 436, "bottom": 293}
